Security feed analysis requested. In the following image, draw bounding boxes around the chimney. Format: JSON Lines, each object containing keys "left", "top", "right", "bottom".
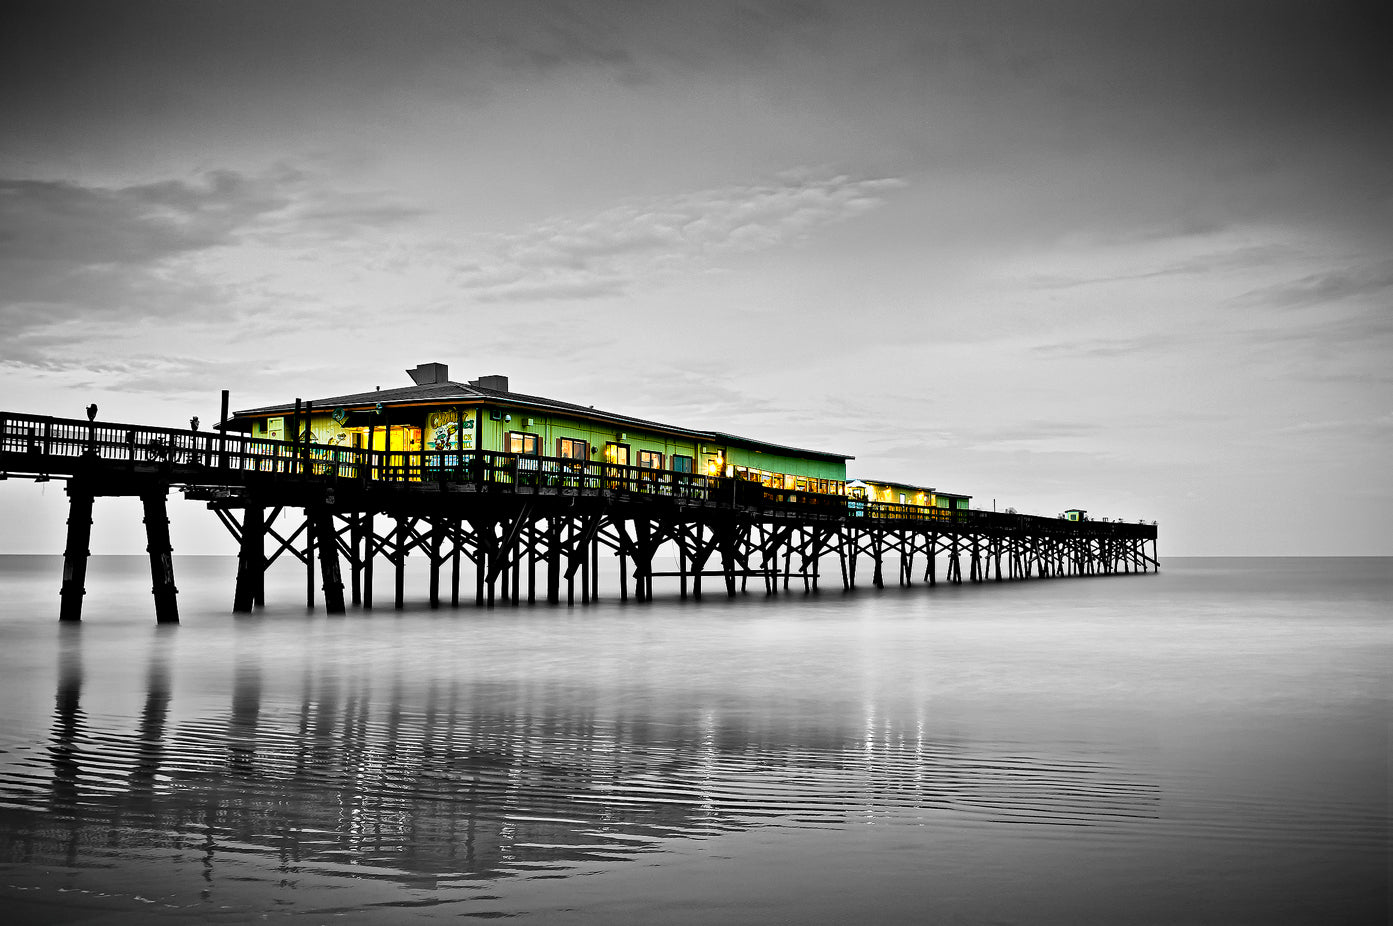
{"left": 469, "top": 374, "right": 509, "bottom": 392}
{"left": 407, "top": 362, "right": 448, "bottom": 385}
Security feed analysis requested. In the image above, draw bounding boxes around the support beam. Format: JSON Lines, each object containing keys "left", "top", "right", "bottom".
{"left": 233, "top": 506, "right": 265, "bottom": 613}
{"left": 395, "top": 516, "right": 409, "bottom": 609}
{"left": 141, "top": 490, "right": 179, "bottom": 624}
{"left": 58, "top": 482, "right": 95, "bottom": 622}
{"left": 363, "top": 512, "right": 376, "bottom": 609}
{"left": 428, "top": 518, "right": 443, "bottom": 609}
{"left": 349, "top": 513, "right": 363, "bottom": 605}
{"left": 310, "top": 507, "right": 346, "bottom": 615}
{"left": 451, "top": 519, "right": 462, "bottom": 606}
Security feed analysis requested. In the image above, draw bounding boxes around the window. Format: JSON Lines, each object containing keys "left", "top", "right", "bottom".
{"left": 604, "top": 442, "right": 630, "bottom": 465}
{"left": 505, "top": 431, "right": 539, "bottom": 455}
{"left": 557, "top": 437, "right": 588, "bottom": 460}
{"left": 671, "top": 454, "right": 693, "bottom": 473}
{"left": 637, "top": 449, "right": 663, "bottom": 470}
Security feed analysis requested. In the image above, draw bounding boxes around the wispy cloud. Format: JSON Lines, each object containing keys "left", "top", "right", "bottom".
{"left": 1270, "top": 414, "right": 1393, "bottom": 436}
{"left": 453, "top": 172, "right": 906, "bottom": 301}
{"left": 1031, "top": 331, "right": 1196, "bottom": 359}
{"left": 1024, "top": 242, "right": 1298, "bottom": 291}
{"left": 1236, "top": 259, "right": 1393, "bottom": 310}
{"left": 0, "top": 166, "right": 424, "bottom": 363}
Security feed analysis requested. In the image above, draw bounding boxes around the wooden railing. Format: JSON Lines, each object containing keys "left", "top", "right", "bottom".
{"left": 851, "top": 498, "right": 1156, "bottom": 539}
{"left": 0, "top": 411, "right": 1156, "bottom": 536}
{"left": 0, "top": 412, "right": 816, "bottom": 511}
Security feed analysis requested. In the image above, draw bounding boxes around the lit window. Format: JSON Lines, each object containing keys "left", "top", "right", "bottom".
{"left": 505, "top": 431, "right": 539, "bottom": 455}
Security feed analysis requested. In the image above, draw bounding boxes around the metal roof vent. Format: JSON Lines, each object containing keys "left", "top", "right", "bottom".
{"left": 470, "top": 374, "right": 509, "bottom": 392}
{"left": 407, "top": 362, "right": 449, "bottom": 385}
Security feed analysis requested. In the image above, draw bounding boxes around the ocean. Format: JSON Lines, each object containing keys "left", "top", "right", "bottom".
{"left": 0, "top": 555, "right": 1387, "bottom": 924}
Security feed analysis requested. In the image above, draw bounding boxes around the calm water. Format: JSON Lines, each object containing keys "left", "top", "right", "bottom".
{"left": 0, "top": 555, "right": 1386, "bottom": 924}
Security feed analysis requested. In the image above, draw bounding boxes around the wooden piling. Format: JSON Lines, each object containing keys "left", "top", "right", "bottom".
{"left": 363, "top": 512, "right": 375, "bottom": 609}
{"left": 394, "top": 516, "right": 408, "bottom": 610}
{"left": 310, "top": 507, "right": 345, "bottom": 615}
{"left": 58, "top": 482, "right": 95, "bottom": 623}
{"left": 233, "top": 506, "right": 265, "bottom": 613}
{"left": 141, "top": 490, "right": 179, "bottom": 624}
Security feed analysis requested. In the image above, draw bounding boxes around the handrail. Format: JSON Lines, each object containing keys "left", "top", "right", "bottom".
{"left": 0, "top": 411, "right": 1157, "bottom": 537}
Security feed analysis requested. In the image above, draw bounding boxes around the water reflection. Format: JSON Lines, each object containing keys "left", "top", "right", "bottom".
{"left": 130, "top": 632, "right": 172, "bottom": 798}
{"left": 4, "top": 631, "right": 1162, "bottom": 891}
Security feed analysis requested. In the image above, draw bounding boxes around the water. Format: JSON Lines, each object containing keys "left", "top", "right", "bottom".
{"left": 0, "top": 556, "right": 1387, "bottom": 924}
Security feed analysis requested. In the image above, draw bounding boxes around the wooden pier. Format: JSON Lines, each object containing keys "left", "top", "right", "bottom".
{"left": 0, "top": 408, "right": 1159, "bottom": 622}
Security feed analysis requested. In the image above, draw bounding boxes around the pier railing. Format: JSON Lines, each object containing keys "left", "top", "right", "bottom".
{"left": 0, "top": 411, "right": 799, "bottom": 511}
{"left": 0, "top": 411, "right": 1155, "bottom": 537}
{"left": 856, "top": 498, "right": 1154, "bottom": 539}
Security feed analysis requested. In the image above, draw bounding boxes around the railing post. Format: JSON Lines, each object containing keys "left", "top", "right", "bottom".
{"left": 290, "top": 399, "right": 302, "bottom": 476}
{"left": 218, "top": 389, "right": 229, "bottom": 470}
{"left": 302, "top": 401, "right": 314, "bottom": 475}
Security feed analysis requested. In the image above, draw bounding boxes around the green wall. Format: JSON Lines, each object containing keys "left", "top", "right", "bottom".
{"left": 253, "top": 401, "right": 847, "bottom": 484}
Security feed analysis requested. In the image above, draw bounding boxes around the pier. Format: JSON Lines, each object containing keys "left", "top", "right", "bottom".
{"left": 0, "top": 405, "right": 1159, "bottom": 623}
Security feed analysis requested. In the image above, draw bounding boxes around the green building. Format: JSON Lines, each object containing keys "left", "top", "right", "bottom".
{"left": 224, "top": 363, "right": 850, "bottom": 494}
{"left": 848, "top": 479, "right": 971, "bottom": 510}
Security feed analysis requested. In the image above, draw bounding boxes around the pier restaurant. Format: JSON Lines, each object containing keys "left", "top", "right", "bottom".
{"left": 223, "top": 363, "right": 851, "bottom": 495}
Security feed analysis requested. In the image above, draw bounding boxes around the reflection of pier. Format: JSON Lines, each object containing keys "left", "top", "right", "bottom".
{"left": 1, "top": 407, "right": 1158, "bottom": 622}
{"left": 0, "top": 638, "right": 1161, "bottom": 888}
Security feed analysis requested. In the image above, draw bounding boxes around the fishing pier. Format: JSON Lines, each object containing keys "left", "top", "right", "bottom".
{"left": 0, "top": 372, "right": 1158, "bottom": 623}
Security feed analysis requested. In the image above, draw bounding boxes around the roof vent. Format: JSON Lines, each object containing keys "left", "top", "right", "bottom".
{"left": 407, "top": 362, "right": 449, "bottom": 385}
{"left": 470, "top": 374, "right": 509, "bottom": 392}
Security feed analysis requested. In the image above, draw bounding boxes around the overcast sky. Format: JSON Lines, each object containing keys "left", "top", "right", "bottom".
{"left": 2, "top": 0, "right": 1390, "bottom": 556}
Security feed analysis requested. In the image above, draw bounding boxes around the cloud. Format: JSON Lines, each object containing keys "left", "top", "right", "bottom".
{"left": 1237, "top": 259, "right": 1393, "bottom": 310}
{"left": 1031, "top": 331, "right": 1197, "bottom": 359}
{"left": 1026, "top": 242, "right": 1298, "bottom": 291}
{"left": 1271, "top": 414, "right": 1393, "bottom": 436}
{"left": 453, "top": 172, "right": 905, "bottom": 301}
{"left": 0, "top": 171, "right": 290, "bottom": 267}
{"left": 0, "top": 166, "right": 423, "bottom": 360}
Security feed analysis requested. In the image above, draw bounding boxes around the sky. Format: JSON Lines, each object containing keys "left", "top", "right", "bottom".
{"left": 1, "top": 0, "right": 1390, "bottom": 557}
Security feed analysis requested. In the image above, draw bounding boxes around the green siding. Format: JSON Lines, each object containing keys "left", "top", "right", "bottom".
{"left": 263, "top": 397, "right": 846, "bottom": 485}
{"left": 476, "top": 405, "right": 707, "bottom": 470}
{"left": 725, "top": 446, "right": 845, "bottom": 481}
